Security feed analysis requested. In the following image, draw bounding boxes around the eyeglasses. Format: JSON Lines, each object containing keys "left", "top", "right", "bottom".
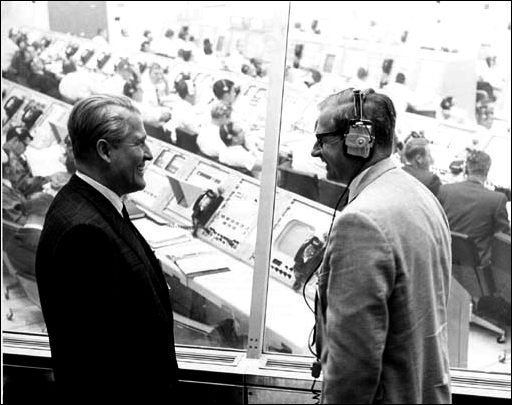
{"left": 315, "top": 130, "right": 342, "bottom": 147}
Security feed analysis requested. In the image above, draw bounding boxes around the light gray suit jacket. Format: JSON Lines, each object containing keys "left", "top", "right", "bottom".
{"left": 316, "top": 158, "right": 452, "bottom": 404}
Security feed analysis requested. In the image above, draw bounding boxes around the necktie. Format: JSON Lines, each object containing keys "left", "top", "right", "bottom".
{"left": 122, "top": 203, "right": 146, "bottom": 244}
{"left": 122, "top": 203, "right": 132, "bottom": 222}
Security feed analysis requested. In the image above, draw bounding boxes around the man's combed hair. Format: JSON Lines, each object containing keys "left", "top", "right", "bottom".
{"left": 67, "top": 94, "right": 140, "bottom": 161}
{"left": 318, "top": 88, "right": 396, "bottom": 152}
{"left": 466, "top": 149, "right": 492, "bottom": 176}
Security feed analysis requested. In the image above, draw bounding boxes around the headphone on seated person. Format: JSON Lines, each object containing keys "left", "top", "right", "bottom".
{"left": 344, "top": 89, "right": 375, "bottom": 159}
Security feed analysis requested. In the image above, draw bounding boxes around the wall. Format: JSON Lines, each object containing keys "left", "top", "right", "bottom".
{"left": 1, "top": 1, "right": 50, "bottom": 40}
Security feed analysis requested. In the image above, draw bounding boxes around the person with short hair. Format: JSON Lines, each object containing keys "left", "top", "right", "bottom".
{"left": 438, "top": 149, "right": 510, "bottom": 267}
{"left": 35, "top": 94, "right": 181, "bottom": 403}
{"left": 197, "top": 102, "right": 261, "bottom": 176}
{"left": 163, "top": 75, "right": 203, "bottom": 141}
{"left": 401, "top": 135, "right": 442, "bottom": 196}
{"left": 311, "top": 88, "right": 451, "bottom": 403}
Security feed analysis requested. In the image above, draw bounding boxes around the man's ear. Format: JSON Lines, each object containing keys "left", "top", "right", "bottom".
{"left": 96, "top": 139, "right": 112, "bottom": 163}
{"left": 415, "top": 153, "right": 425, "bottom": 166}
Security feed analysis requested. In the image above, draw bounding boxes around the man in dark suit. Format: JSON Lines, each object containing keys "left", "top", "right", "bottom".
{"left": 438, "top": 149, "right": 510, "bottom": 268}
{"left": 6, "top": 191, "right": 53, "bottom": 282}
{"left": 401, "top": 135, "right": 442, "bottom": 197}
{"left": 36, "top": 94, "right": 180, "bottom": 402}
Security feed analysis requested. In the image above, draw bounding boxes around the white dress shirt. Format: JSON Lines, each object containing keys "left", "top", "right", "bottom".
{"left": 76, "top": 171, "right": 123, "bottom": 217}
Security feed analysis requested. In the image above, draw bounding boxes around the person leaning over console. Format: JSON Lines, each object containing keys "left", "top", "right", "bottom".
{"left": 311, "top": 88, "right": 452, "bottom": 403}
{"left": 35, "top": 95, "right": 181, "bottom": 403}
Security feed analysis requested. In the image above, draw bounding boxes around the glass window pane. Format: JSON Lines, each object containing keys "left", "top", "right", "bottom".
{"left": 1, "top": 1, "right": 285, "bottom": 353}
{"left": 265, "top": 0, "right": 511, "bottom": 379}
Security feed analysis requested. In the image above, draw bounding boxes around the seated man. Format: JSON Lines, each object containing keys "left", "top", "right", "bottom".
{"left": 163, "top": 74, "right": 204, "bottom": 142}
{"left": 2, "top": 125, "right": 46, "bottom": 196}
{"left": 438, "top": 150, "right": 510, "bottom": 268}
{"left": 401, "top": 136, "right": 442, "bottom": 197}
{"left": 197, "top": 103, "right": 261, "bottom": 177}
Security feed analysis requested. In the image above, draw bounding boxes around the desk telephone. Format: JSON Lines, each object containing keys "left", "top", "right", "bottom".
{"left": 4, "top": 96, "right": 24, "bottom": 120}
{"left": 191, "top": 189, "right": 224, "bottom": 236}
{"left": 21, "top": 102, "right": 43, "bottom": 130}
{"left": 96, "top": 52, "right": 111, "bottom": 70}
{"left": 291, "top": 236, "right": 325, "bottom": 292}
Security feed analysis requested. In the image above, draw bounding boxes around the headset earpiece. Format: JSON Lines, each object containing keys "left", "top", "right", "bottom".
{"left": 344, "top": 89, "right": 374, "bottom": 159}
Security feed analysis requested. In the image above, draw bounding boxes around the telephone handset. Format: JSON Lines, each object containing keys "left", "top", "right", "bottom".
{"left": 96, "top": 52, "right": 111, "bottom": 70}
{"left": 65, "top": 44, "right": 79, "bottom": 58}
{"left": 191, "top": 189, "right": 224, "bottom": 236}
{"left": 80, "top": 49, "right": 94, "bottom": 65}
{"left": 291, "top": 236, "right": 325, "bottom": 292}
{"left": 4, "top": 96, "right": 23, "bottom": 119}
{"left": 21, "top": 104, "right": 43, "bottom": 129}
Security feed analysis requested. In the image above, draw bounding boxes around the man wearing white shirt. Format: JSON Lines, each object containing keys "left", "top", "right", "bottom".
{"left": 164, "top": 76, "right": 203, "bottom": 142}
{"left": 197, "top": 102, "right": 261, "bottom": 176}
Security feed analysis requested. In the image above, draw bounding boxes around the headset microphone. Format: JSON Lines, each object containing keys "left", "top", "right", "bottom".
{"left": 344, "top": 89, "right": 374, "bottom": 159}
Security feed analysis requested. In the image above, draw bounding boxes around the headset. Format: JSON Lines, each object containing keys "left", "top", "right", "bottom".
{"left": 221, "top": 79, "right": 229, "bottom": 93}
{"left": 344, "top": 89, "right": 374, "bottom": 159}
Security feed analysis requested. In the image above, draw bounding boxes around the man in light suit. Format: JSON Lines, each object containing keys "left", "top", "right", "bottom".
{"left": 438, "top": 150, "right": 510, "bottom": 268}
{"left": 36, "top": 95, "right": 180, "bottom": 402}
{"left": 311, "top": 88, "right": 452, "bottom": 403}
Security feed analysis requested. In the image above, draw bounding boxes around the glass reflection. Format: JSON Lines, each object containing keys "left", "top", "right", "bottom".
{"left": 267, "top": 1, "right": 511, "bottom": 376}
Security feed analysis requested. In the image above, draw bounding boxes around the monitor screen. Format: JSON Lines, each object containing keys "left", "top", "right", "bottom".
{"left": 274, "top": 219, "right": 315, "bottom": 258}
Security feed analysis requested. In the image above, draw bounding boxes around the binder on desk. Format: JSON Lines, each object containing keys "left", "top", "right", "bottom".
{"left": 174, "top": 253, "right": 231, "bottom": 278}
{"left": 133, "top": 217, "right": 190, "bottom": 248}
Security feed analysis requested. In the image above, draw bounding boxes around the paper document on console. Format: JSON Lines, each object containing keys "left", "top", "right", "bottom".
{"left": 133, "top": 217, "right": 191, "bottom": 248}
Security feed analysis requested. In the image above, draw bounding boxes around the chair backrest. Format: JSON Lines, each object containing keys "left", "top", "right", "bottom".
{"left": 317, "top": 178, "right": 347, "bottom": 209}
{"left": 451, "top": 231, "right": 493, "bottom": 298}
{"left": 3, "top": 249, "right": 41, "bottom": 308}
{"left": 491, "top": 232, "right": 511, "bottom": 273}
{"left": 277, "top": 165, "right": 319, "bottom": 201}
{"left": 2, "top": 219, "right": 23, "bottom": 247}
{"left": 143, "top": 122, "right": 169, "bottom": 143}
{"left": 490, "top": 232, "right": 511, "bottom": 304}
{"left": 451, "top": 231, "right": 481, "bottom": 268}
{"left": 175, "top": 127, "right": 200, "bottom": 154}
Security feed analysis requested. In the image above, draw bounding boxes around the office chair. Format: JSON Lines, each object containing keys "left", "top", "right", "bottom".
{"left": 317, "top": 178, "right": 347, "bottom": 209}
{"left": 175, "top": 127, "right": 200, "bottom": 154}
{"left": 277, "top": 165, "right": 319, "bottom": 201}
{"left": 451, "top": 231, "right": 506, "bottom": 343}
{"left": 490, "top": 232, "right": 511, "bottom": 306}
{"left": 143, "top": 122, "right": 170, "bottom": 143}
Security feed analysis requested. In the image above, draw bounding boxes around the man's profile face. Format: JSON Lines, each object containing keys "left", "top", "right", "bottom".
{"left": 108, "top": 113, "right": 153, "bottom": 196}
{"left": 311, "top": 105, "right": 347, "bottom": 183}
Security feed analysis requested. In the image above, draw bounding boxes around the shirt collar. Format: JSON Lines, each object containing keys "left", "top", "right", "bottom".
{"left": 348, "top": 157, "right": 397, "bottom": 202}
{"left": 75, "top": 171, "right": 124, "bottom": 217}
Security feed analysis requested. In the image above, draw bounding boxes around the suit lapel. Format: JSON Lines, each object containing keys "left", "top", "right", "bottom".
{"left": 348, "top": 158, "right": 397, "bottom": 203}
{"left": 68, "top": 176, "right": 169, "bottom": 298}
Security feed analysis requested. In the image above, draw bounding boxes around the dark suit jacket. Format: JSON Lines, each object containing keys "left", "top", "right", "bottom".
{"left": 438, "top": 178, "right": 511, "bottom": 266}
{"left": 36, "top": 175, "right": 180, "bottom": 403}
{"left": 401, "top": 165, "right": 442, "bottom": 197}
